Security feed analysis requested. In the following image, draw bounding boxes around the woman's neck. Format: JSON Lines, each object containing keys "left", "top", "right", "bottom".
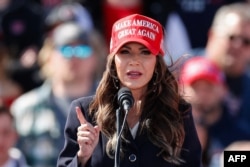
{"left": 127, "top": 100, "right": 142, "bottom": 129}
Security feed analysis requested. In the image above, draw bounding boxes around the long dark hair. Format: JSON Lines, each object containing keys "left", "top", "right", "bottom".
{"left": 89, "top": 53, "right": 187, "bottom": 164}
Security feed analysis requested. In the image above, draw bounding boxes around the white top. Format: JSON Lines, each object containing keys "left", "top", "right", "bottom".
{"left": 130, "top": 122, "right": 139, "bottom": 139}
{"left": 1, "top": 148, "right": 29, "bottom": 167}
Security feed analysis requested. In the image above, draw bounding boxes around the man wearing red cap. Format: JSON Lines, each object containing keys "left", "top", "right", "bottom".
{"left": 180, "top": 56, "right": 227, "bottom": 166}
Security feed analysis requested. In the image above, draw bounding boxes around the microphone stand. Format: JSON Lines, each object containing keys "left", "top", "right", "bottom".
{"left": 115, "top": 86, "right": 133, "bottom": 167}
{"left": 114, "top": 108, "right": 121, "bottom": 167}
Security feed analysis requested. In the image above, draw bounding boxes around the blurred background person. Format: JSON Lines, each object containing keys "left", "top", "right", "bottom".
{"left": 44, "top": 1, "right": 94, "bottom": 35}
{"left": 10, "top": 21, "right": 106, "bottom": 167}
{"left": 179, "top": 56, "right": 227, "bottom": 167}
{"left": 99, "top": 0, "right": 145, "bottom": 45}
{"left": 1, "top": 0, "right": 45, "bottom": 93}
{"left": 200, "top": 2, "right": 250, "bottom": 166}
{"left": 164, "top": 0, "right": 246, "bottom": 63}
{"left": 0, "top": 41, "right": 23, "bottom": 108}
{"left": 78, "top": 0, "right": 175, "bottom": 46}
{"left": 31, "top": 0, "right": 63, "bottom": 15}
{"left": 205, "top": 1, "right": 250, "bottom": 143}
{"left": 0, "top": 102, "right": 28, "bottom": 167}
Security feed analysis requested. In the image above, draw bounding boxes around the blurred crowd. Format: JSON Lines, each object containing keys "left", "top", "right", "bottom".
{"left": 0, "top": 0, "right": 250, "bottom": 167}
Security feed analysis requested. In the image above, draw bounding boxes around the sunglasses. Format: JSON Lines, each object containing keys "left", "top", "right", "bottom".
{"left": 228, "top": 35, "right": 250, "bottom": 47}
{"left": 58, "top": 45, "right": 93, "bottom": 59}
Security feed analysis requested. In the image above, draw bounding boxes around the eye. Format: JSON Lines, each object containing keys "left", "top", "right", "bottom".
{"left": 118, "top": 48, "right": 130, "bottom": 54}
{"left": 141, "top": 49, "right": 151, "bottom": 55}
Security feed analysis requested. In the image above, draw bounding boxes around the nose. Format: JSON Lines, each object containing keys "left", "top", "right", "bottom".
{"left": 129, "top": 54, "right": 140, "bottom": 66}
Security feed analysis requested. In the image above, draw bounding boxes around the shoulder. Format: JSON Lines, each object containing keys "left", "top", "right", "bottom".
{"left": 10, "top": 87, "right": 45, "bottom": 115}
{"left": 71, "top": 95, "right": 95, "bottom": 109}
{"left": 9, "top": 147, "right": 28, "bottom": 166}
{"left": 10, "top": 83, "right": 51, "bottom": 111}
{"left": 179, "top": 99, "right": 192, "bottom": 115}
{"left": 67, "top": 95, "right": 95, "bottom": 123}
{"left": 244, "top": 72, "right": 250, "bottom": 84}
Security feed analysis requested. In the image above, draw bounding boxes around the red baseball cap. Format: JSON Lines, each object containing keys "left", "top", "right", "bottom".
{"left": 180, "top": 56, "right": 225, "bottom": 85}
{"left": 109, "top": 14, "right": 165, "bottom": 56}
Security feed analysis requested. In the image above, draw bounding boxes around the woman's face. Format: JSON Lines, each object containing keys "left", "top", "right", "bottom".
{"left": 114, "top": 42, "right": 156, "bottom": 92}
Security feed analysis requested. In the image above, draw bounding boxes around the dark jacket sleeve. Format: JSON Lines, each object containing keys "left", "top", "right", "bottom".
{"left": 180, "top": 104, "right": 203, "bottom": 167}
{"left": 57, "top": 96, "right": 94, "bottom": 167}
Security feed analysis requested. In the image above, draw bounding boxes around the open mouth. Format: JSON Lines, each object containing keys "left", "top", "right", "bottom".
{"left": 127, "top": 71, "right": 142, "bottom": 77}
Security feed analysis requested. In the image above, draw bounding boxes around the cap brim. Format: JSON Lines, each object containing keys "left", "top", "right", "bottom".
{"left": 187, "top": 75, "right": 223, "bottom": 85}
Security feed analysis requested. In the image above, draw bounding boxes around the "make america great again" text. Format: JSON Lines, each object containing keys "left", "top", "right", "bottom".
{"left": 114, "top": 19, "right": 160, "bottom": 41}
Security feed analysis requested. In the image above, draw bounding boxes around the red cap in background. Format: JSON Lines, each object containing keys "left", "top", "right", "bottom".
{"left": 180, "top": 56, "right": 225, "bottom": 85}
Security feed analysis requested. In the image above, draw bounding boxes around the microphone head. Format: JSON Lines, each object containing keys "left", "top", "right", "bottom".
{"left": 117, "top": 87, "right": 134, "bottom": 110}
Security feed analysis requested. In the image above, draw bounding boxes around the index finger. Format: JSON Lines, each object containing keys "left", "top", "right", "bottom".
{"left": 75, "top": 106, "right": 87, "bottom": 124}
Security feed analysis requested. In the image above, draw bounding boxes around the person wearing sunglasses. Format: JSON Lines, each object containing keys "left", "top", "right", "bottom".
{"left": 10, "top": 22, "right": 107, "bottom": 167}
{"left": 58, "top": 45, "right": 93, "bottom": 59}
{"left": 203, "top": 2, "right": 250, "bottom": 167}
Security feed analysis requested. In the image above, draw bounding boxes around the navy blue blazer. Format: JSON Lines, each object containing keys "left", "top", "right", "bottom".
{"left": 57, "top": 96, "right": 202, "bottom": 167}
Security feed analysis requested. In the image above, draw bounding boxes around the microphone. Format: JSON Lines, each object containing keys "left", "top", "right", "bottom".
{"left": 117, "top": 87, "right": 134, "bottom": 112}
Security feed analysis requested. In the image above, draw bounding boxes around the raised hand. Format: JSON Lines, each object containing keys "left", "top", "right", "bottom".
{"left": 76, "top": 106, "right": 100, "bottom": 165}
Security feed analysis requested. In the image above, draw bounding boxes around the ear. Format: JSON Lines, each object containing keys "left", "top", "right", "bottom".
{"left": 207, "top": 28, "right": 214, "bottom": 41}
{"left": 205, "top": 28, "right": 218, "bottom": 55}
